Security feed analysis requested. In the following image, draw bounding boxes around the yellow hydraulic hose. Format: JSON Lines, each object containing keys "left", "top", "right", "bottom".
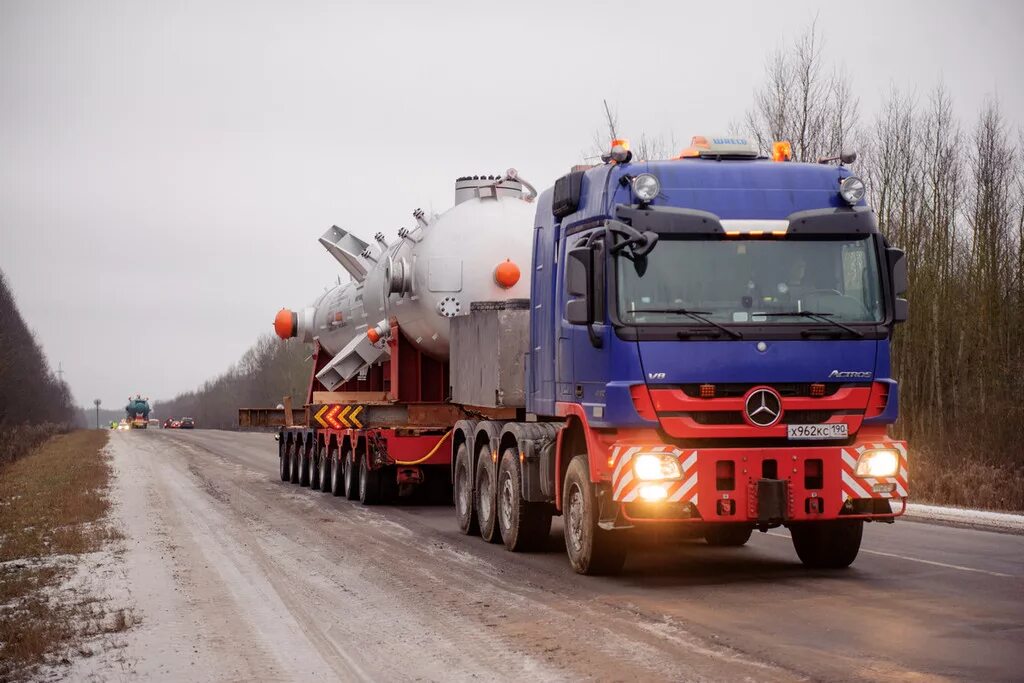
{"left": 394, "top": 430, "right": 453, "bottom": 465}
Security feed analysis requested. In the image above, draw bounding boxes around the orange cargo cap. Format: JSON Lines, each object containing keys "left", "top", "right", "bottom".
{"left": 494, "top": 259, "right": 521, "bottom": 288}
{"left": 274, "top": 308, "right": 296, "bottom": 339}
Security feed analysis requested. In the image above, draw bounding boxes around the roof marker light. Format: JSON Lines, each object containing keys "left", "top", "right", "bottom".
{"left": 772, "top": 140, "right": 793, "bottom": 162}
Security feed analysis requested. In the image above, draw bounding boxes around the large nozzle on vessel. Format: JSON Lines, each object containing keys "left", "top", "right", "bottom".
{"left": 274, "top": 308, "right": 297, "bottom": 339}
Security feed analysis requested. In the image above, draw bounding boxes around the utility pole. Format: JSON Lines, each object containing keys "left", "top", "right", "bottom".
{"left": 93, "top": 398, "right": 101, "bottom": 429}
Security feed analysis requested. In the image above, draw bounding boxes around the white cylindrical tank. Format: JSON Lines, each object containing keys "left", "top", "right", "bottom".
{"left": 275, "top": 171, "right": 536, "bottom": 387}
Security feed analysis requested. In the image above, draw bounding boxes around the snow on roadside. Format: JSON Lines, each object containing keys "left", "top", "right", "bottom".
{"left": 906, "top": 503, "right": 1024, "bottom": 533}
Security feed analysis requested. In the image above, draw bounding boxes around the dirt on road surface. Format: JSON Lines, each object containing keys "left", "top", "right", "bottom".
{"left": 72, "top": 430, "right": 1024, "bottom": 682}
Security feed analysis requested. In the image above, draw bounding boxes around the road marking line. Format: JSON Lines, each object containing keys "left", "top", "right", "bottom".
{"left": 765, "top": 532, "right": 1015, "bottom": 578}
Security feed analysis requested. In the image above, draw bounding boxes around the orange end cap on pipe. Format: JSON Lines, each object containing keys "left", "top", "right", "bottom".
{"left": 494, "top": 259, "right": 521, "bottom": 288}
{"left": 274, "top": 308, "right": 297, "bottom": 339}
{"left": 367, "top": 328, "right": 381, "bottom": 343}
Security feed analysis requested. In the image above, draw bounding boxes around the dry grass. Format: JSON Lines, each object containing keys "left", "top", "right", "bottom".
{"left": 0, "top": 429, "right": 131, "bottom": 681}
{"left": 910, "top": 447, "right": 1024, "bottom": 513}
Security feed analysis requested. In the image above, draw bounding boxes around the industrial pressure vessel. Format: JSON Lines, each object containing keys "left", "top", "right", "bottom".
{"left": 274, "top": 171, "right": 536, "bottom": 390}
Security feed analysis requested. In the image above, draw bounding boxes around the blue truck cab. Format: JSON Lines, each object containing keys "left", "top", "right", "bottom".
{"left": 524, "top": 137, "right": 909, "bottom": 574}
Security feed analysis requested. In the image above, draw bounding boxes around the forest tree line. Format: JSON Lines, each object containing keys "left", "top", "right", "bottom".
{"left": 0, "top": 270, "right": 81, "bottom": 463}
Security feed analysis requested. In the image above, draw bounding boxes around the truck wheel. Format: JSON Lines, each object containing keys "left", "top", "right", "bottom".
{"left": 454, "top": 444, "right": 479, "bottom": 536}
{"left": 343, "top": 449, "right": 359, "bottom": 500}
{"left": 704, "top": 524, "right": 753, "bottom": 547}
{"left": 563, "top": 455, "right": 627, "bottom": 575}
{"left": 279, "top": 440, "right": 290, "bottom": 482}
{"left": 498, "top": 448, "right": 553, "bottom": 552}
{"left": 790, "top": 520, "right": 863, "bottom": 569}
{"left": 330, "top": 449, "right": 344, "bottom": 496}
{"left": 475, "top": 445, "right": 502, "bottom": 544}
{"left": 358, "top": 456, "right": 381, "bottom": 506}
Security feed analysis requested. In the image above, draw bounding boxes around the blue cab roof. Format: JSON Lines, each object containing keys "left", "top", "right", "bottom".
{"left": 565, "top": 158, "right": 862, "bottom": 229}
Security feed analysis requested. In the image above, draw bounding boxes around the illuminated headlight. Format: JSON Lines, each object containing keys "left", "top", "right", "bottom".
{"left": 840, "top": 176, "right": 866, "bottom": 205}
{"left": 632, "top": 173, "right": 660, "bottom": 203}
{"left": 855, "top": 449, "right": 900, "bottom": 478}
{"left": 633, "top": 453, "right": 682, "bottom": 481}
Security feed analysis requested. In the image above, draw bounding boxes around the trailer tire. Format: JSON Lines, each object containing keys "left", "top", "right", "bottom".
{"left": 318, "top": 445, "right": 332, "bottom": 492}
{"left": 475, "top": 445, "right": 502, "bottom": 544}
{"left": 563, "top": 455, "right": 627, "bottom": 575}
{"left": 358, "top": 456, "right": 381, "bottom": 506}
{"left": 704, "top": 524, "right": 753, "bottom": 547}
{"left": 329, "top": 447, "right": 344, "bottom": 496}
{"left": 790, "top": 520, "right": 863, "bottom": 569}
{"left": 343, "top": 449, "right": 359, "bottom": 500}
{"left": 309, "top": 446, "right": 320, "bottom": 490}
{"left": 299, "top": 444, "right": 311, "bottom": 487}
{"left": 497, "top": 448, "right": 553, "bottom": 552}
{"left": 279, "top": 440, "right": 290, "bottom": 482}
{"left": 454, "top": 444, "right": 479, "bottom": 536}
{"left": 290, "top": 442, "right": 300, "bottom": 484}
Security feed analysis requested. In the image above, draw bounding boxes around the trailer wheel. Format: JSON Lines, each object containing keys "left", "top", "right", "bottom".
{"left": 290, "top": 442, "right": 300, "bottom": 484}
{"left": 497, "top": 448, "right": 553, "bottom": 552}
{"left": 475, "top": 445, "right": 502, "bottom": 544}
{"left": 790, "top": 520, "right": 863, "bottom": 569}
{"left": 358, "top": 456, "right": 381, "bottom": 506}
{"left": 342, "top": 450, "right": 358, "bottom": 500}
{"left": 329, "top": 446, "right": 344, "bottom": 497}
{"left": 299, "top": 443, "right": 312, "bottom": 487}
{"left": 562, "top": 455, "right": 627, "bottom": 575}
{"left": 278, "top": 438, "right": 290, "bottom": 482}
{"left": 704, "top": 524, "right": 753, "bottom": 547}
{"left": 310, "top": 445, "right": 322, "bottom": 490}
{"left": 454, "top": 443, "right": 479, "bottom": 536}
{"left": 318, "top": 445, "right": 332, "bottom": 492}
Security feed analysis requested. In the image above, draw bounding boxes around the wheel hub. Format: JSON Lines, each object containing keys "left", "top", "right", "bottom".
{"left": 568, "top": 485, "right": 585, "bottom": 552}
{"left": 500, "top": 475, "right": 514, "bottom": 530}
{"left": 456, "top": 466, "right": 469, "bottom": 516}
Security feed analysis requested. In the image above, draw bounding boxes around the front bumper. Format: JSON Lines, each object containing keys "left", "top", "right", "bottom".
{"left": 609, "top": 439, "right": 907, "bottom": 524}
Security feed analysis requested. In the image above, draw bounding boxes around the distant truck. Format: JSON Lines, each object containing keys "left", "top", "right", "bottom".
{"left": 125, "top": 395, "right": 151, "bottom": 429}
{"left": 255, "top": 136, "right": 909, "bottom": 575}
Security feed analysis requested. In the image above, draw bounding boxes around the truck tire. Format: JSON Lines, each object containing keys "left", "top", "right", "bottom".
{"left": 358, "top": 456, "right": 381, "bottom": 506}
{"left": 790, "top": 520, "right": 863, "bottom": 569}
{"left": 562, "top": 455, "right": 627, "bottom": 575}
{"left": 475, "top": 445, "right": 502, "bottom": 544}
{"left": 279, "top": 440, "right": 290, "bottom": 482}
{"left": 498, "top": 448, "right": 553, "bottom": 552}
{"left": 454, "top": 443, "right": 479, "bottom": 536}
{"left": 704, "top": 524, "right": 753, "bottom": 547}
{"left": 329, "top": 449, "right": 344, "bottom": 497}
{"left": 343, "top": 450, "right": 359, "bottom": 500}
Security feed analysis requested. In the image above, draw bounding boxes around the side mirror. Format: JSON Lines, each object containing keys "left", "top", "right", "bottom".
{"left": 565, "top": 246, "right": 593, "bottom": 325}
{"left": 886, "top": 247, "right": 908, "bottom": 323}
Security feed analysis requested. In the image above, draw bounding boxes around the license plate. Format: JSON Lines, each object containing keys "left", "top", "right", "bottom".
{"left": 787, "top": 423, "right": 848, "bottom": 440}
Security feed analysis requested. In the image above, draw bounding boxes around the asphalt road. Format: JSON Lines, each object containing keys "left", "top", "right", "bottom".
{"left": 96, "top": 429, "right": 1024, "bottom": 682}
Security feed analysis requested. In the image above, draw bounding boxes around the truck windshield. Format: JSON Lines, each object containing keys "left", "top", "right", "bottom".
{"left": 616, "top": 235, "right": 884, "bottom": 325}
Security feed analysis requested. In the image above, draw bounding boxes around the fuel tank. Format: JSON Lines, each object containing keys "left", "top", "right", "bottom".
{"left": 275, "top": 171, "right": 535, "bottom": 390}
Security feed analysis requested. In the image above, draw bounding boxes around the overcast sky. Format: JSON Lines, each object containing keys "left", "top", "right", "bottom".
{"left": 1, "top": 0, "right": 1022, "bottom": 410}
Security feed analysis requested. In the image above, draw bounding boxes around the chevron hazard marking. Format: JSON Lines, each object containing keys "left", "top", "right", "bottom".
{"left": 349, "top": 406, "right": 363, "bottom": 428}
{"left": 337, "top": 406, "right": 352, "bottom": 428}
{"left": 314, "top": 405, "right": 330, "bottom": 428}
{"left": 325, "top": 404, "right": 342, "bottom": 429}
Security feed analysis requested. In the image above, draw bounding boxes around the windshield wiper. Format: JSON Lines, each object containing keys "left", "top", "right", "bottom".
{"left": 629, "top": 308, "right": 743, "bottom": 339}
{"left": 760, "top": 311, "right": 864, "bottom": 338}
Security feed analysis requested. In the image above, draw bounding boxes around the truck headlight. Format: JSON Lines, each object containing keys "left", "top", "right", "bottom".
{"left": 840, "top": 176, "right": 866, "bottom": 205}
{"left": 855, "top": 449, "right": 899, "bottom": 478}
{"left": 632, "top": 173, "right": 660, "bottom": 203}
{"left": 633, "top": 453, "right": 682, "bottom": 481}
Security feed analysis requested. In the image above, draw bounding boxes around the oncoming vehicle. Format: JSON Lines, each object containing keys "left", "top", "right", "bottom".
{"left": 262, "top": 136, "right": 909, "bottom": 576}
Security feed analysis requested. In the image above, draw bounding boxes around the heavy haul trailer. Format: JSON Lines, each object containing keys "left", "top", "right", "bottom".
{"left": 270, "top": 137, "right": 910, "bottom": 575}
